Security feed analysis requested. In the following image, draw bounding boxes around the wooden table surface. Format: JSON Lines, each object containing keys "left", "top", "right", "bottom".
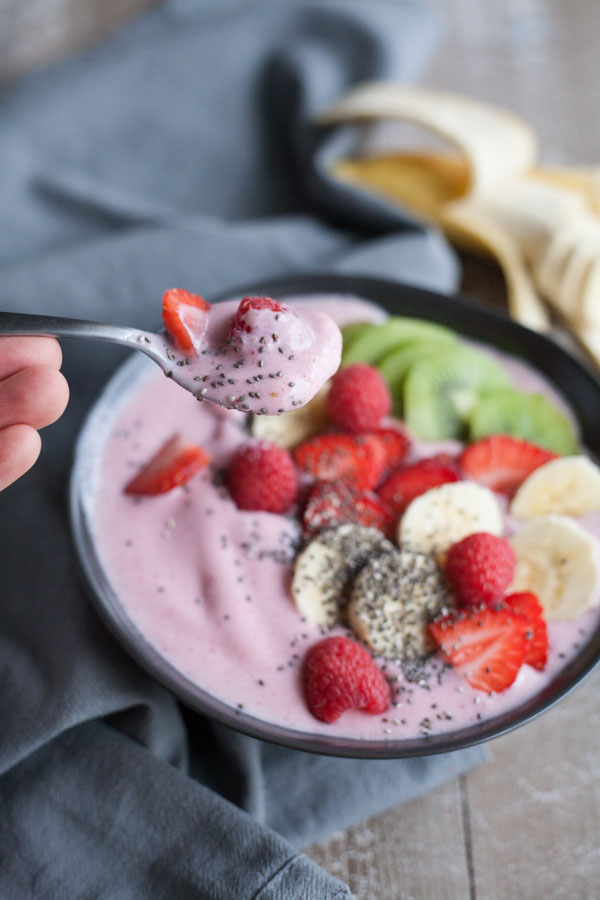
{"left": 2, "top": 1, "right": 599, "bottom": 897}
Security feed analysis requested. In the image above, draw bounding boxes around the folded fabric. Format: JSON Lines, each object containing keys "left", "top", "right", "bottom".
{"left": 0, "top": 1, "right": 486, "bottom": 896}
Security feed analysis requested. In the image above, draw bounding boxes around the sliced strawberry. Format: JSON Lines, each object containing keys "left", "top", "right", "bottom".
{"left": 427, "top": 452, "right": 461, "bottom": 472}
{"left": 503, "top": 591, "right": 548, "bottom": 670}
{"left": 367, "top": 427, "right": 411, "bottom": 475}
{"left": 124, "top": 434, "right": 210, "bottom": 495}
{"left": 428, "top": 606, "right": 528, "bottom": 693}
{"left": 233, "top": 296, "right": 287, "bottom": 334}
{"left": 460, "top": 435, "right": 557, "bottom": 496}
{"left": 303, "top": 480, "right": 396, "bottom": 538}
{"left": 377, "top": 457, "right": 460, "bottom": 515}
{"left": 293, "top": 433, "right": 387, "bottom": 491}
{"left": 162, "top": 289, "right": 210, "bottom": 355}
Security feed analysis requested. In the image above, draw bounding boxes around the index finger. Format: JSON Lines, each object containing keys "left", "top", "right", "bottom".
{"left": 0, "top": 336, "right": 63, "bottom": 380}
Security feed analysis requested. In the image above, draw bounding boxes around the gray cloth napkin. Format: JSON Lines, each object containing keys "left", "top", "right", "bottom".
{"left": 0, "top": 1, "right": 486, "bottom": 896}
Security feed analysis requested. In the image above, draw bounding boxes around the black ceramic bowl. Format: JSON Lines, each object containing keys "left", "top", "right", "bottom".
{"left": 70, "top": 274, "right": 600, "bottom": 758}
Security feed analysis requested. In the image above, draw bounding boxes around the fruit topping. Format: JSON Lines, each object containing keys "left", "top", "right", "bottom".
{"left": 341, "top": 317, "right": 456, "bottom": 367}
{"left": 327, "top": 363, "right": 392, "bottom": 432}
{"left": 377, "top": 457, "right": 460, "bottom": 515}
{"left": 291, "top": 524, "right": 395, "bottom": 628}
{"left": 467, "top": 388, "right": 578, "bottom": 455}
{"left": 510, "top": 514, "right": 600, "bottom": 620}
{"left": 227, "top": 441, "right": 298, "bottom": 513}
{"left": 398, "top": 481, "right": 504, "bottom": 562}
{"left": 162, "top": 288, "right": 210, "bottom": 354}
{"left": 428, "top": 606, "right": 528, "bottom": 693}
{"left": 293, "top": 433, "right": 386, "bottom": 491}
{"left": 460, "top": 434, "right": 557, "bottom": 495}
{"left": 510, "top": 455, "right": 600, "bottom": 518}
{"left": 402, "top": 346, "right": 510, "bottom": 441}
{"left": 444, "top": 532, "right": 517, "bottom": 607}
{"left": 302, "top": 480, "right": 396, "bottom": 538}
{"left": 503, "top": 592, "right": 548, "bottom": 670}
{"left": 347, "top": 549, "right": 452, "bottom": 669}
{"left": 302, "top": 635, "right": 391, "bottom": 723}
{"left": 250, "top": 386, "right": 330, "bottom": 449}
{"left": 379, "top": 339, "right": 456, "bottom": 416}
{"left": 367, "top": 426, "right": 411, "bottom": 474}
{"left": 232, "top": 296, "right": 287, "bottom": 334}
{"left": 124, "top": 434, "right": 210, "bottom": 495}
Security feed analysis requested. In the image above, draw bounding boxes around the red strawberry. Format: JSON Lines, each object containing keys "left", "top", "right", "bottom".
{"left": 377, "top": 457, "right": 460, "bottom": 515}
{"left": 428, "top": 606, "right": 528, "bottom": 693}
{"left": 444, "top": 532, "right": 517, "bottom": 607}
{"left": 460, "top": 435, "right": 558, "bottom": 496}
{"left": 125, "top": 434, "right": 210, "bottom": 495}
{"left": 302, "top": 480, "right": 396, "bottom": 538}
{"left": 303, "top": 635, "right": 391, "bottom": 723}
{"left": 162, "top": 288, "right": 210, "bottom": 354}
{"left": 504, "top": 591, "right": 548, "bottom": 670}
{"left": 367, "top": 427, "right": 411, "bottom": 474}
{"left": 232, "top": 296, "right": 287, "bottom": 334}
{"left": 327, "top": 363, "right": 392, "bottom": 433}
{"left": 227, "top": 440, "right": 298, "bottom": 513}
{"left": 293, "top": 433, "right": 386, "bottom": 491}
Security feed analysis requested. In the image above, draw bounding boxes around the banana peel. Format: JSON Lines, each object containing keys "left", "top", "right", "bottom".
{"left": 316, "top": 82, "right": 600, "bottom": 364}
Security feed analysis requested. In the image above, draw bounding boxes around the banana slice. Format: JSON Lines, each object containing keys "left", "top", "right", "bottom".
{"left": 510, "top": 514, "right": 600, "bottom": 620}
{"left": 291, "top": 524, "right": 395, "bottom": 628}
{"left": 250, "top": 384, "right": 329, "bottom": 449}
{"left": 398, "top": 482, "right": 504, "bottom": 562}
{"left": 510, "top": 455, "right": 600, "bottom": 519}
{"left": 348, "top": 549, "right": 453, "bottom": 669}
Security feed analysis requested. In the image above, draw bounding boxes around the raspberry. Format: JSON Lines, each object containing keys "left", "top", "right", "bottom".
{"left": 444, "top": 532, "right": 517, "bottom": 607}
{"left": 227, "top": 441, "right": 298, "bottom": 513}
{"left": 327, "top": 364, "right": 392, "bottom": 433}
{"left": 233, "top": 296, "right": 287, "bottom": 334}
{"left": 303, "top": 636, "right": 391, "bottom": 723}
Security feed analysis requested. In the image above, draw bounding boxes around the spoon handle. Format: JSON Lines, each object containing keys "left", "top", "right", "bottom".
{"left": 0, "top": 310, "right": 152, "bottom": 349}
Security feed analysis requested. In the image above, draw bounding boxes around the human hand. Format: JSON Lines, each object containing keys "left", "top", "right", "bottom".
{"left": 0, "top": 337, "right": 69, "bottom": 491}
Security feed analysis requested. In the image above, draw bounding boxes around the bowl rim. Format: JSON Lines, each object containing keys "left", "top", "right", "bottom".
{"left": 70, "top": 272, "right": 600, "bottom": 759}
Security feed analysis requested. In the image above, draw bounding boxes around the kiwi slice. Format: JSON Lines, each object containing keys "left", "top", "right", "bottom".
{"left": 379, "top": 339, "right": 458, "bottom": 415}
{"left": 403, "top": 346, "right": 511, "bottom": 440}
{"left": 468, "top": 388, "right": 579, "bottom": 455}
{"left": 341, "top": 317, "right": 456, "bottom": 366}
{"left": 340, "top": 322, "right": 372, "bottom": 359}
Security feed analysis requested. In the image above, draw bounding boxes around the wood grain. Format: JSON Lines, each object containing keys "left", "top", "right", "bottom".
{"left": 467, "top": 668, "right": 600, "bottom": 900}
{"left": 307, "top": 777, "right": 471, "bottom": 899}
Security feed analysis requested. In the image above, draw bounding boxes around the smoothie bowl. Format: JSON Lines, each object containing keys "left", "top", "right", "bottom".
{"left": 70, "top": 275, "right": 600, "bottom": 758}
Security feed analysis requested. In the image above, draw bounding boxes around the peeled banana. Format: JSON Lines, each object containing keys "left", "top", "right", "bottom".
{"left": 510, "top": 455, "right": 600, "bottom": 519}
{"left": 291, "top": 524, "right": 395, "bottom": 628}
{"left": 398, "top": 481, "right": 504, "bottom": 562}
{"left": 510, "top": 514, "right": 600, "bottom": 620}
{"left": 347, "top": 549, "right": 452, "bottom": 668}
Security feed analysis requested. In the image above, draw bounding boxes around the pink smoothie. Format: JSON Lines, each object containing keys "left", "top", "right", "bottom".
{"left": 87, "top": 294, "right": 600, "bottom": 742}
{"left": 153, "top": 297, "right": 342, "bottom": 414}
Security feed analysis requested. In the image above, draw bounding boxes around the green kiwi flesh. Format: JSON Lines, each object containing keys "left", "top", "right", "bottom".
{"left": 379, "top": 340, "right": 457, "bottom": 415}
{"left": 468, "top": 388, "right": 579, "bottom": 455}
{"left": 403, "top": 347, "right": 511, "bottom": 440}
{"left": 341, "top": 317, "right": 456, "bottom": 367}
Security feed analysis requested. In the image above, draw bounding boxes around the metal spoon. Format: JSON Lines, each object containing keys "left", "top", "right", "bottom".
{"left": 0, "top": 309, "right": 322, "bottom": 416}
{"left": 0, "top": 309, "right": 212, "bottom": 398}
